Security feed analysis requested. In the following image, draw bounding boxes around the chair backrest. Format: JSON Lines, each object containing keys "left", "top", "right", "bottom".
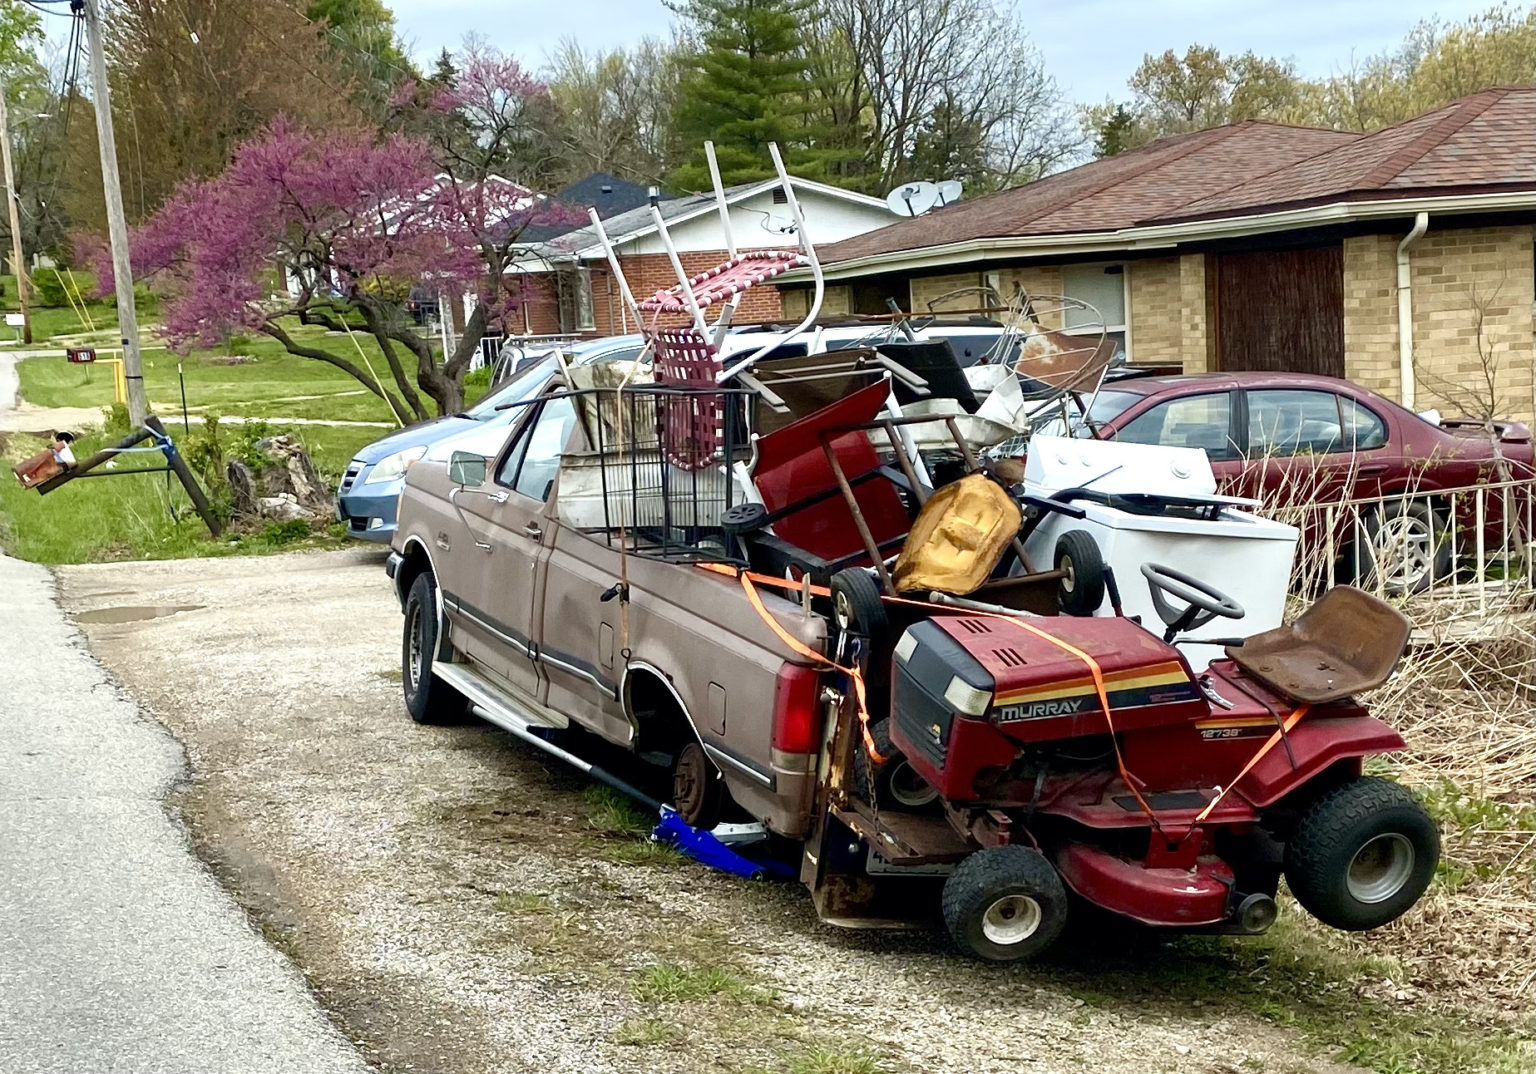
{"left": 752, "top": 379, "right": 910, "bottom": 563}
{"left": 651, "top": 327, "right": 723, "bottom": 472}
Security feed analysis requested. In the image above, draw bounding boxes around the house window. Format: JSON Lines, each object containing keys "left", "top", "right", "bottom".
{"left": 556, "top": 265, "right": 596, "bottom": 333}
{"left": 1060, "top": 262, "right": 1129, "bottom": 361}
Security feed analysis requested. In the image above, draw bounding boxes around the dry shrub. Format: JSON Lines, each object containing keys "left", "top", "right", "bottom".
{"left": 1339, "top": 584, "right": 1535, "bottom": 1024}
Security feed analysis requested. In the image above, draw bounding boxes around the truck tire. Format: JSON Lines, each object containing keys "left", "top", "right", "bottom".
{"left": 402, "top": 572, "right": 466, "bottom": 725}
{"left": 1284, "top": 777, "right": 1438, "bottom": 931}
{"left": 672, "top": 741, "right": 724, "bottom": 831}
{"left": 942, "top": 845, "right": 1068, "bottom": 962}
{"left": 1054, "top": 530, "right": 1106, "bottom": 616}
{"left": 830, "top": 567, "right": 887, "bottom": 643}
{"left": 852, "top": 718, "right": 939, "bottom": 810}
{"left": 1352, "top": 500, "right": 1452, "bottom": 595}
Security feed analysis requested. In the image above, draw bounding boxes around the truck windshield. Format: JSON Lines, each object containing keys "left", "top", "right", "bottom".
{"left": 465, "top": 356, "right": 558, "bottom": 419}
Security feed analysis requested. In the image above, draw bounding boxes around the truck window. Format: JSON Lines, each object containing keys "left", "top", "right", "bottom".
{"left": 496, "top": 395, "right": 576, "bottom": 500}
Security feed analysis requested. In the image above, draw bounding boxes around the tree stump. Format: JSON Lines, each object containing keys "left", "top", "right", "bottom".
{"left": 225, "top": 435, "right": 333, "bottom": 523}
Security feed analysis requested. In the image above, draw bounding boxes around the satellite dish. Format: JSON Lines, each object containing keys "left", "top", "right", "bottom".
{"left": 937, "top": 179, "right": 963, "bottom": 205}
{"left": 885, "top": 181, "right": 941, "bottom": 217}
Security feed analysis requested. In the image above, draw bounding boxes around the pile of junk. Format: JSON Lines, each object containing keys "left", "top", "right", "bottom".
{"left": 546, "top": 141, "right": 1440, "bottom": 961}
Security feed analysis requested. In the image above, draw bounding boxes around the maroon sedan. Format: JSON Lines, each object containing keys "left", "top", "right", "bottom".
{"left": 1053, "top": 371, "right": 1534, "bottom": 592}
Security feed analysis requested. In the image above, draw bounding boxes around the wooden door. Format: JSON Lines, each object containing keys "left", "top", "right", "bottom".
{"left": 1216, "top": 246, "right": 1344, "bottom": 378}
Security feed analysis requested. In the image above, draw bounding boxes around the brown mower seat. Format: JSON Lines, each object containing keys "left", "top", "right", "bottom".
{"left": 1226, "top": 586, "right": 1411, "bottom": 704}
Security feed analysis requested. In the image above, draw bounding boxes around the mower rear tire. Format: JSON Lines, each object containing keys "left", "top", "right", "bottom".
{"left": 1054, "top": 531, "right": 1107, "bottom": 616}
{"left": 942, "top": 846, "right": 1068, "bottom": 962}
{"left": 1284, "top": 777, "right": 1438, "bottom": 931}
{"left": 853, "top": 719, "right": 940, "bottom": 810}
{"left": 402, "top": 572, "right": 467, "bottom": 725}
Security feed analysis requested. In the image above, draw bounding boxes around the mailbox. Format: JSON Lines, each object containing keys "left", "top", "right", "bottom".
{"left": 66, "top": 347, "right": 96, "bottom": 363}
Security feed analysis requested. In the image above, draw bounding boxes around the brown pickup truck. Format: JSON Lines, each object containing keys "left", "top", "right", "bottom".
{"left": 386, "top": 381, "right": 830, "bottom": 836}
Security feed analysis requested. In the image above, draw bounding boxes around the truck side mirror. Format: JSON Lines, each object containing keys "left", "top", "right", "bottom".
{"left": 448, "top": 451, "right": 487, "bottom": 488}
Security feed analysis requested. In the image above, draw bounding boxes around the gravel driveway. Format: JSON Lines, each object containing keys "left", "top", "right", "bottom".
{"left": 58, "top": 549, "right": 1363, "bottom": 1074}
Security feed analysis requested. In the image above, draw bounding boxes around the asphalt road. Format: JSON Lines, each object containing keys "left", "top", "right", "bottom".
{"left": 0, "top": 552, "right": 371, "bottom": 1074}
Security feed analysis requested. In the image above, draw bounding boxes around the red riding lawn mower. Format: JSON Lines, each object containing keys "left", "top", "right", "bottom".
{"left": 812, "top": 566, "right": 1440, "bottom": 963}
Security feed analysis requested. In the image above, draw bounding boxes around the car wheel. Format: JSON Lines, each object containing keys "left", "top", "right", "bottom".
{"left": 942, "top": 845, "right": 1069, "bottom": 962}
{"left": 1355, "top": 500, "right": 1451, "bottom": 595}
{"left": 1054, "top": 530, "right": 1107, "bottom": 616}
{"left": 402, "top": 573, "right": 467, "bottom": 725}
{"left": 1284, "top": 777, "right": 1439, "bottom": 931}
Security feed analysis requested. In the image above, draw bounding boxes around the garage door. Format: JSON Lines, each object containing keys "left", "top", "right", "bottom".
{"left": 1216, "top": 246, "right": 1344, "bottom": 378}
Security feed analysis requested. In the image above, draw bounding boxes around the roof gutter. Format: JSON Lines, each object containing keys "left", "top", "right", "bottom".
{"left": 788, "top": 190, "right": 1533, "bottom": 282}
{"left": 1396, "top": 212, "right": 1430, "bottom": 410}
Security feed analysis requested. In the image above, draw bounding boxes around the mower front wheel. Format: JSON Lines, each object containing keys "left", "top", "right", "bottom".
{"left": 1284, "top": 777, "right": 1439, "bottom": 931}
{"left": 942, "top": 846, "right": 1068, "bottom": 962}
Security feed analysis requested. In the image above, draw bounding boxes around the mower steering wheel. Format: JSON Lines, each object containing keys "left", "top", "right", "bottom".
{"left": 1139, "top": 562, "right": 1245, "bottom": 641}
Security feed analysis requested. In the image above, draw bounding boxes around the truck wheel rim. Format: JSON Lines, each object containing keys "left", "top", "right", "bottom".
{"left": 1374, "top": 516, "right": 1431, "bottom": 587}
{"left": 1347, "top": 833, "right": 1415, "bottom": 903}
{"left": 406, "top": 603, "right": 424, "bottom": 692}
{"left": 981, "top": 894, "right": 1042, "bottom": 945}
{"left": 674, "top": 745, "right": 708, "bottom": 822}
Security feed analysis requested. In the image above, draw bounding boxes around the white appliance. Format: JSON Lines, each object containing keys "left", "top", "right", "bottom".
{"left": 1021, "top": 436, "right": 1299, "bottom": 671}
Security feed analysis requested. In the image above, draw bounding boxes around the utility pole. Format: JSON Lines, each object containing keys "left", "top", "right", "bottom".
{"left": 0, "top": 93, "right": 30, "bottom": 344}
{"left": 79, "top": 0, "right": 147, "bottom": 424}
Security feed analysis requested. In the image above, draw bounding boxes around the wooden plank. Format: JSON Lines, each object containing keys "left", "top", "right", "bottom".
{"left": 1216, "top": 246, "right": 1344, "bottom": 378}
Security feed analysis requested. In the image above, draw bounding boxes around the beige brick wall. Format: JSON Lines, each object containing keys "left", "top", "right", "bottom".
{"left": 778, "top": 284, "right": 852, "bottom": 321}
{"left": 1342, "top": 225, "right": 1534, "bottom": 423}
{"left": 1342, "top": 234, "right": 1401, "bottom": 398}
{"left": 1178, "top": 253, "right": 1214, "bottom": 373}
{"left": 909, "top": 271, "right": 984, "bottom": 313}
{"left": 1409, "top": 226, "right": 1534, "bottom": 423}
{"left": 1126, "top": 257, "right": 1180, "bottom": 365}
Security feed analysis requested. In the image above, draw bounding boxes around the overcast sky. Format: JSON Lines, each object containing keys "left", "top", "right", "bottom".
{"left": 389, "top": 0, "right": 1489, "bottom": 104}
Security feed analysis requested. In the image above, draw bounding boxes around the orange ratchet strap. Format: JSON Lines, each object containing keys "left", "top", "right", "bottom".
{"left": 696, "top": 563, "right": 884, "bottom": 762}
{"left": 1192, "top": 703, "right": 1310, "bottom": 824}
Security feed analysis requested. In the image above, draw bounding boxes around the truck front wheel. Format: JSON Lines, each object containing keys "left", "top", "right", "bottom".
{"left": 942, "top": 846, "right": 1068, "bottom": 962}
{"left": 402, "top": 573, "right": 466, "bottom": 725}
{"left": 1284, "top": 777, "right": 1438, "bottom": 931}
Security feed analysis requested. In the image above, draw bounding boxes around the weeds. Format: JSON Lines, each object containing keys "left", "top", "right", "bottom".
{"left": 582, "top": 785, "right": 653, "bottom": 837}
{"left": 492, "top": 891, "right": 552, "bottom": 915}
{"left": 632, "top": 963, "right": 759, "bottom": 1004}
{"left": 612, "top": 1018, "right": 680, "bottom": 1046}
{"left": 784, "top": 1046, "right": 886, "bottom": 1074}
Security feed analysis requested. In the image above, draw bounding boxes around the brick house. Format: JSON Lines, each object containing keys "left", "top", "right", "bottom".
{"left": 778, "top": 88, "right": 1536, "bottom": 421}
{"left": 508, "top": 176, "right": 893, "bottom": 339}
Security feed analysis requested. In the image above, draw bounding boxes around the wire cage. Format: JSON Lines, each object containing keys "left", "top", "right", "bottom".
{"left": 559, "top": 383, "right": 753, "bottom": 562}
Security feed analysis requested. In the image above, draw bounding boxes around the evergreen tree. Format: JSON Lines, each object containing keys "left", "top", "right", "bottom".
{"left": 667, "top": 0, "right": 819, "bottom": 189}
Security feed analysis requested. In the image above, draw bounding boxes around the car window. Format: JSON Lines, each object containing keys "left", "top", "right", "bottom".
{"left": 496, "top": 395, "right": 576, "bottom": 500}
{"left": 1114, "top": 392, "right": 1237, "bottom": 460}
{"left": 1247, "top": 390, "right": 1346, "bottom": 457}
{"left": 1340, "top": 397, "right": 1388, "bottom": 450}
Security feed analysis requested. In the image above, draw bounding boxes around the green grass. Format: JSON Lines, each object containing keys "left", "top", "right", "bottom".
{"left": 583, "top": 785, "right": 655, "bottom": 837}
{"left": 0, "top": 422, "right": 381, "bottom": 564}
{"left": 1065, "top": 913, "right": 1531, "bottom": 1074}
{"left": 632, "top": 963, "right": 762, "bottom": 1004}
{"left": 612, "top": 1018, "right": 681, "bottom": 1046}
{"left": 16, "top": 336, "right": 405, "bottom": 425}
{"left": 492, "top": 891, "right": 553, "bottom": 914}
{"left": 783, "top": 1046, "right": 887, "bottom": 1074}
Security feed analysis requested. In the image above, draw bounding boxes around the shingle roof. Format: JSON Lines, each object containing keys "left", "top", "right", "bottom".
{"left": 817, "top": 88, "right": 1535, "bottom": 266}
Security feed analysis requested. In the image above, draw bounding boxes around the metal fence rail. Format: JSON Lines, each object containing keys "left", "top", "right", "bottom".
{"left": 1275, "top": 478, "right": 1533, "bottom": 616}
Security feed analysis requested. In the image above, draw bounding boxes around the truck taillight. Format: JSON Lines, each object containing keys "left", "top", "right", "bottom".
{"left": 771, "top": 663, "right": 822, "bottom": 753}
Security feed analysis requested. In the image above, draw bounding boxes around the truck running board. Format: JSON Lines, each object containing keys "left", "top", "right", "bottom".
{"left": 432, "top": 662, "right": 570, "bottom": 731}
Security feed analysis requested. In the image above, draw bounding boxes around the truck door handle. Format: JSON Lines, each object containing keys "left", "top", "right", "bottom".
{"left": 523, "top": 523, "right": 543, "bottom": 539}
{"left": 1357, "top": 463, "right": 1388, "bottom": 475}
